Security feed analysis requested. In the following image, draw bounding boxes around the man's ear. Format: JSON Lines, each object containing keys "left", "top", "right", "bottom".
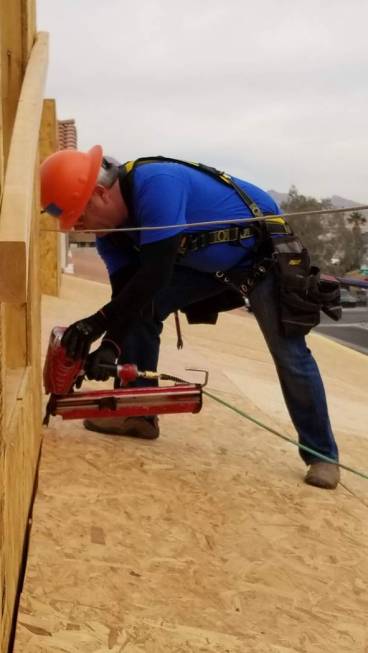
{"left": 93, "top": 184, "right": 109, "bottom": 203}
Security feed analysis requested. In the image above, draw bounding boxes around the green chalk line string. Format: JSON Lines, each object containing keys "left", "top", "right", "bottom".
{"left": 203, "top": 389, "right": 368, "bottom": 482}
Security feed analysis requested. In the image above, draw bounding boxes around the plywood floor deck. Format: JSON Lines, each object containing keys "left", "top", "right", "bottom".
{"left": 15, "top": 274, "right": 368, "bottom": 653}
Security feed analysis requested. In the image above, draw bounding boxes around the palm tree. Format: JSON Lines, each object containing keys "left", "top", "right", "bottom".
{"left": 347, "top": 211, "right": 367, "bottom": 229}
{"left": 346, "top": 211, "right": 367, "bottom": 270}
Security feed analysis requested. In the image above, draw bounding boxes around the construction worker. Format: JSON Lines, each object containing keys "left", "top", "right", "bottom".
{"left": 40, "top": 145, "right": 341, "bottom": 489}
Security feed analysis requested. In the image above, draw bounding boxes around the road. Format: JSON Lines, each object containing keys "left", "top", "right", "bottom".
{"left": 316, "top": 306, "right": 368, "bottom": 355}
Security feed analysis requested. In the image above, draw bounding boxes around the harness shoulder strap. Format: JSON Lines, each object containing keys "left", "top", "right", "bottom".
{"left": 120, "top": 156, "right": 264, "bottom": 219}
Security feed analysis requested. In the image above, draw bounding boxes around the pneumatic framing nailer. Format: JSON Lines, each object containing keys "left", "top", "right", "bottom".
{"left": 43, "top": 327, "right": 206, "bottom": 426}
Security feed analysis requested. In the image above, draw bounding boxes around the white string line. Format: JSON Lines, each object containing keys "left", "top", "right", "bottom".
{"left": 40, "top": 204, "right": 368, "bottom": 234}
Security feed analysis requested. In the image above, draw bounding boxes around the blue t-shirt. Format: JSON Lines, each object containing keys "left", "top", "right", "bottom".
{"left": 97, "top": 161, "right": 281, "bottom": 276}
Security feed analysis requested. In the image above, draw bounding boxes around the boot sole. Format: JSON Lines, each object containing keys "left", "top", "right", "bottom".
{"left": 83, "top": 419, "right": 159, "bottom": 440}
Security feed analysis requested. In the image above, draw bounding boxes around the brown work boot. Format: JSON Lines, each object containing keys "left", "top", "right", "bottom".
{"left": 304, "top": 462, "right": 340, "bottom": 489}
{"left": 83, "top": 416, "right": 159, "bottom": 439}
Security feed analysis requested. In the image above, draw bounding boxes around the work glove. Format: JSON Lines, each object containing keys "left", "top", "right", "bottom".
{"left": 61, "top": 311, "right": 108, "bottom": 361}
{"left": 85, "top": 340, "right": 121, "bottom": 381}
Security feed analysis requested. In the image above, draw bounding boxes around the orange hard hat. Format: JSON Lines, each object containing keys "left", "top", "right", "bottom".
{"left": 40, "top": 145, "right": 103, "bottom": 230}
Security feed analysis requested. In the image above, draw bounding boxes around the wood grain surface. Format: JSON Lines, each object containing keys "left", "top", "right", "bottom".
{"left": 14, "top": 274, "right": 368, "bottom": 653}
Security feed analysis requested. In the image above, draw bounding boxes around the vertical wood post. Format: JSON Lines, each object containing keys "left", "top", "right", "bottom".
{"left": 39, "top": 98, "right": 60, "bottom": 296}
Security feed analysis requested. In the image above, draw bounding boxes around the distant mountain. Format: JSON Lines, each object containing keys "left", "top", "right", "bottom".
{"left": 268, "top": 190, "right": 367, "bottom": 212}
{"left": 267, "top": 190, "right": 368, "bottom": 233}
{"left": 329, "top": 195, "right": 364, "bottom": 209}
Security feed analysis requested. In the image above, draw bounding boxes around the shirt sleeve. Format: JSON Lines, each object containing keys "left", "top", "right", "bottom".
{"left": 134, "top": 173, "right": 188, "bottom": 246}
{"left": 101, "top": 234, "right": 182, "bottom": 347}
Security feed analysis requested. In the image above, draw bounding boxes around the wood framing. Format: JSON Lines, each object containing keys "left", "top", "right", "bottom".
{"left": 0, "top": 1, "right": 47, "bottom": 650}
{"left": 0, "top": 31, "right": 48, "bottom": 304}
{"left": 39, "top": 98, "right": 60, "bottom": 296}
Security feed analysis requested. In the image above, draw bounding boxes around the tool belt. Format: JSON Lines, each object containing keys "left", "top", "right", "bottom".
{"left": 272, "top": 235, "right": 342, "bottom": 336}
{"left": 214, "top": 235, "right": 342, "bottom": 337}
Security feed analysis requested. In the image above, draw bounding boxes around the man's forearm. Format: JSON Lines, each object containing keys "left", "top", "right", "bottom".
{"left": 101, "top": 234, "right": 182, "bottom": 345}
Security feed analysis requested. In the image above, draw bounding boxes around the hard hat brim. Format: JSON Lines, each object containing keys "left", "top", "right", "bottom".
{"left": 60, "top": 145, "right": 103, "bottom": 230}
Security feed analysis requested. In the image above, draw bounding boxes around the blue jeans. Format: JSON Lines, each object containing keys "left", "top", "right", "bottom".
{"left": 119, "top": 266, "right": 338, "bottom": 465}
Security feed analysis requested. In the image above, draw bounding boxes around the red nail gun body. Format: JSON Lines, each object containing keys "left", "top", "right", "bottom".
{"left": 43, "top": 327, "right": 203, "bottom": 425}
{"left": 43, "top": 327, "right": 84, "bottom": 396}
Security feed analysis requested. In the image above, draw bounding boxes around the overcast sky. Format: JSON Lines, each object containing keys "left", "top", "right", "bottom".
{"left": 37, "top": 0, "right": 368, "bottom": 202}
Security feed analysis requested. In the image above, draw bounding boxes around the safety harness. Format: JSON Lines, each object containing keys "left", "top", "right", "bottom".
{"left": 119, "top": 156, "right": 292, "bottom": 253}
{"left": 118, "top": 156, "right": 341, "bottom": 337}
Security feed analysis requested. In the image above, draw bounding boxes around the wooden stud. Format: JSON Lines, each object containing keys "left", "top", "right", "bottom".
{"left": 39, "top": 98, "right": 61, "bottom": 297}
{"left": 0, "top": 30, "right": 48, "bottom": 304}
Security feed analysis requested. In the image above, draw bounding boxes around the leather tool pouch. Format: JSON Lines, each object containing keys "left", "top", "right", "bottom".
{"left": 273, "top": 236, "right": 341, "bottom": 337}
